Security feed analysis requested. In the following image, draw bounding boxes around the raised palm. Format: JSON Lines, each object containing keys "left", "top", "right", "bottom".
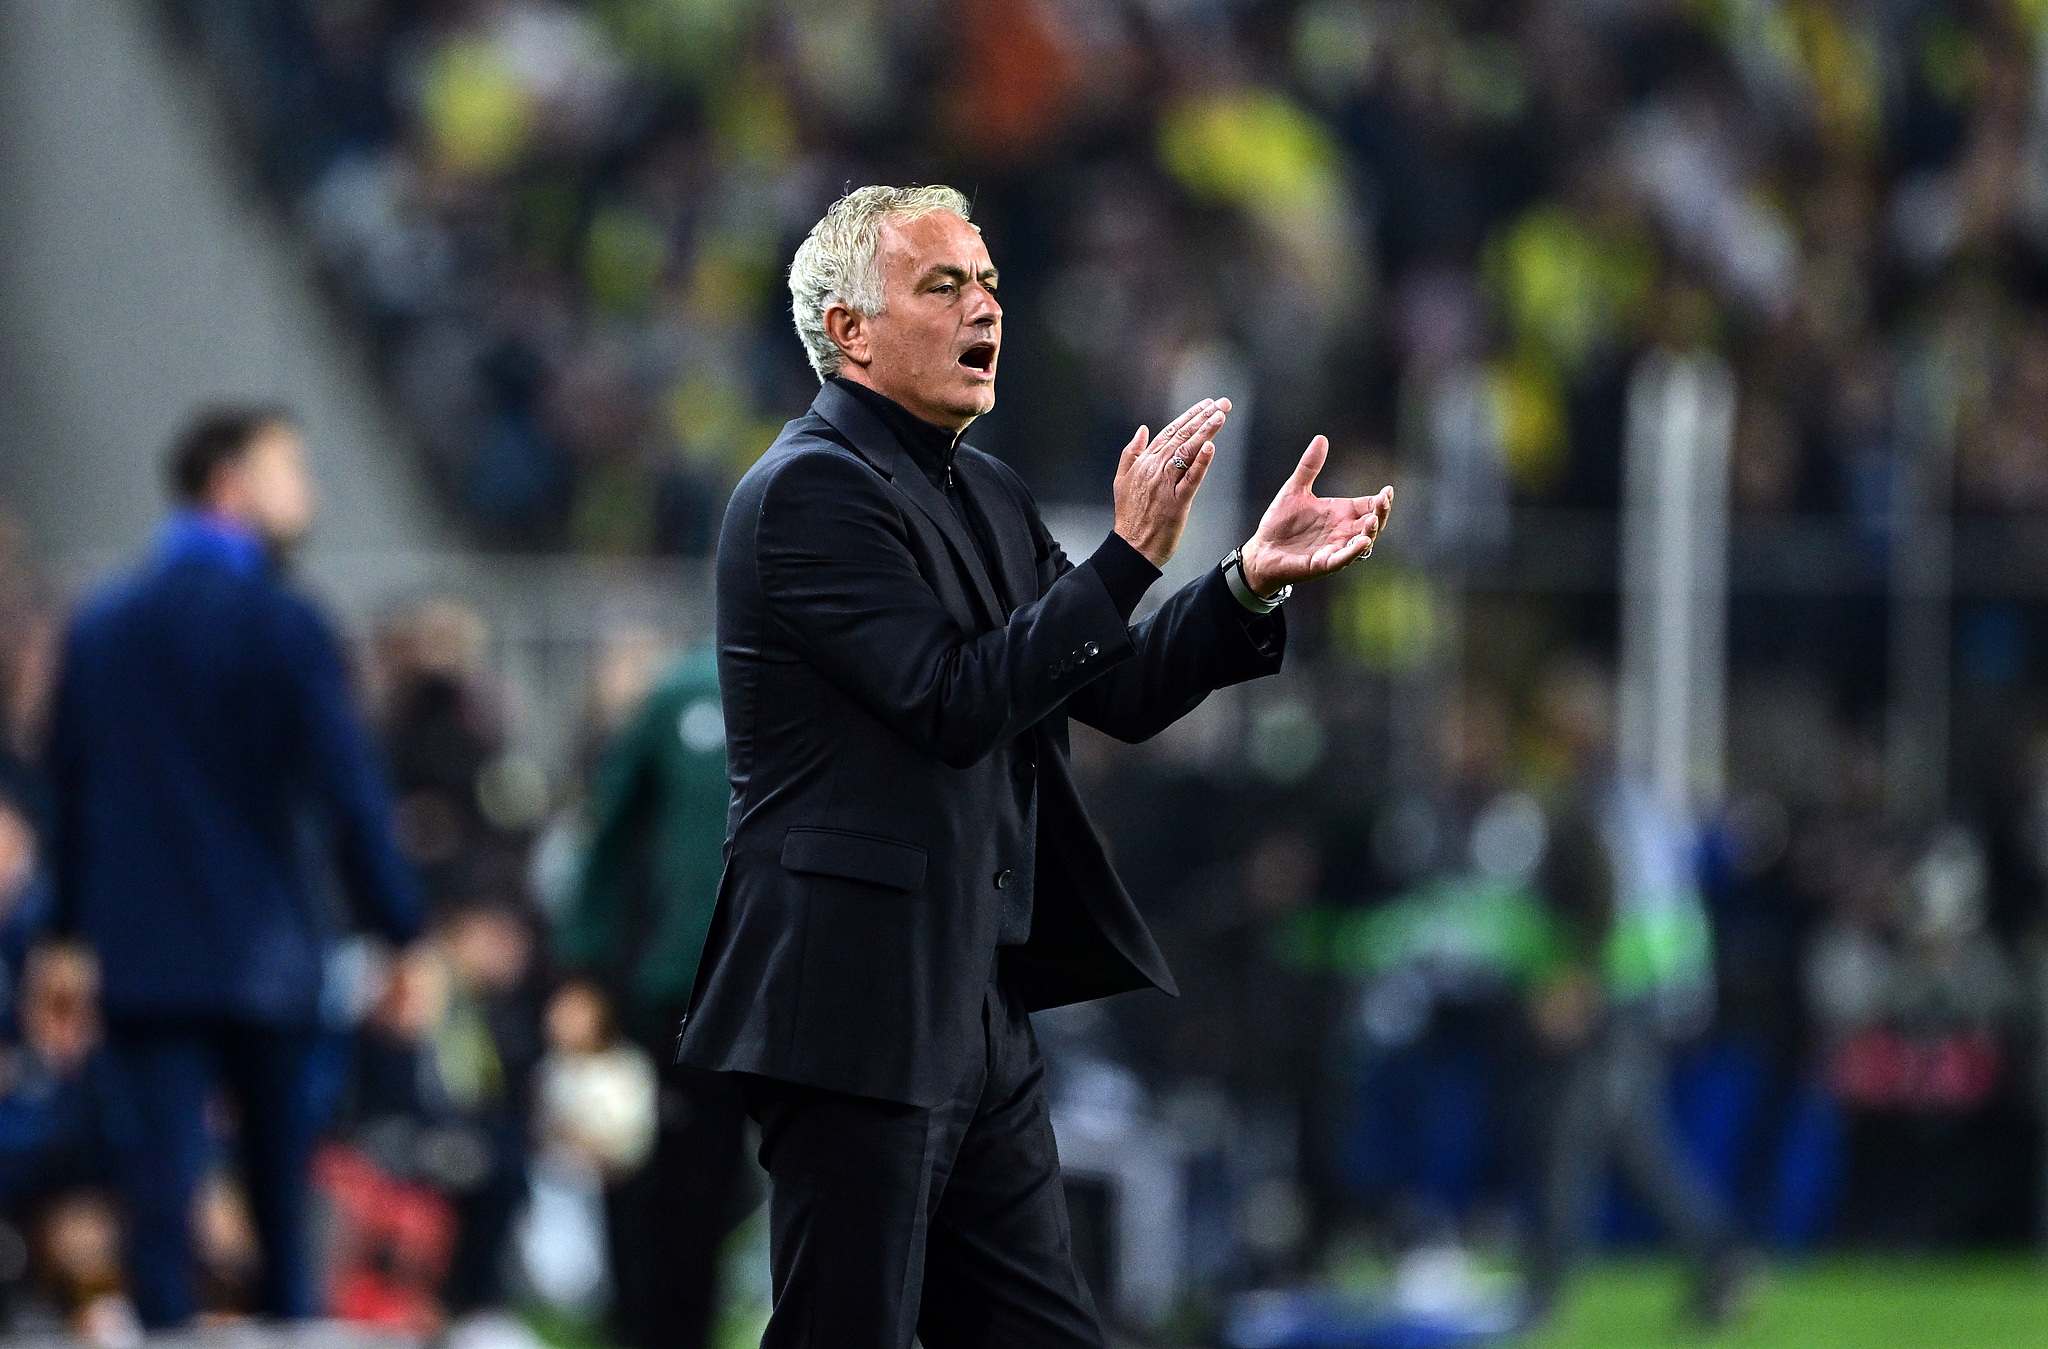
{"left": 1241, "top": 435, "right": 1393, "bottom": 595}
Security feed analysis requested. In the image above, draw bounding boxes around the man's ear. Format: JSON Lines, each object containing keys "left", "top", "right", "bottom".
{"left": 202, "top": 459, "right": 250, "bottom": 518}
{"left": 823, "top": 301, "right": 870, "bottom": 369}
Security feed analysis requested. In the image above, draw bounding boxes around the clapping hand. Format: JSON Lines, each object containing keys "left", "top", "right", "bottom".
{"left": 1111, "top": 398, "right": 1230, "bottom": 568}
{"left": 1239, "top": 435, "right": 1392, "bottom": 596}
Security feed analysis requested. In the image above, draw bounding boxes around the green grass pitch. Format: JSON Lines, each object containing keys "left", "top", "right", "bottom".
{"left": 1527, "top": 1258, "right": 2048, "bottom": 1349}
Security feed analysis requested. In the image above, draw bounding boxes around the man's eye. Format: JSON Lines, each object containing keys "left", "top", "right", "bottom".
{"left": 933, "top": 283, "right": 956, "bottom": 295}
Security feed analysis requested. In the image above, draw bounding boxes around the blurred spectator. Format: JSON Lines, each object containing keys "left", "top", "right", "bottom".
{"left": 0, "top": 943, "right": 134, "bottom": 1344}
{"left": 1317, "top": 689, "right": 1547, "bottom": 1324}
{"left": 322, "top": 944, "right": 459, "bottom": 1337}
{"left": 0, "top": 790, "right": 54, "bottom": 1031}
{"left": 437, "top": 900, "right": 544, "bottom": 1314}
{"left": 375, "top": 599, "right": 536, "bottom": 914}
{"left": 46, "top": 407, "right": 422, "bottom": 1328}
{"left": 1136, "top": 820, "right": 1337, "bottom": 1288}
{"left": 1521, "top": 659, "right": 1747, "bottom": 1328}
{"left": 331, "top": 900, "right": 543, "bottom": 1327}
{"left": 1807, "top": 823, "right": 2032, "bottom": 1243}
{"left": 0, "top": 509, "right": 56, "bottom": 822}
{"left": 0, "top": 946, "right": 115, "bottom": 1198}
{"left": 556, "top": 644, "right": 752, "bottom": 1349}
{"left": 34, "top": 1192, "right": 135, "bottom": 1349}
{"left": 520, "top": 980, "right": 655, "bottom": 1313}
{"left": 536, "top": 982, "right": 655, "bottom": 1179}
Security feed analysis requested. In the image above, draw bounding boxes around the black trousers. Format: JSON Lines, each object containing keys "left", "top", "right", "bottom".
{"left": 1527, "top": 1019, "right": 1736, "bottom": 1307}
{"left": 737, "top": 976, "right": 1102, "bottom": 1349}
{"left": 105, "top": 1020, "right": 321, "bottom": 1327}
{"left": 606, "top": 1062, "right": 755, "bottom": 1349}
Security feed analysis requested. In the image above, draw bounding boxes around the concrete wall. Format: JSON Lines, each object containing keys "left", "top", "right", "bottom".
{"left": 0, "top": 0, "right": 443, "bottom": 591}
{"left": 0, "top": 2, "right": 720, "bottom": 775}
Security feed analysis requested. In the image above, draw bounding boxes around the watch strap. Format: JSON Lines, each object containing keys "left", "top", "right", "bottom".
{"left": 1221, "top": 549, "right": 1290, "bottom": 613}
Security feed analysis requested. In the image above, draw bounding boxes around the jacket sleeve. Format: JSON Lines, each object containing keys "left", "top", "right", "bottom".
{"left": 1067, "top": 569, "right": 1286, "bottom": 742}
{"left": 278, "top": 599, "right": 423, "bottom": 945}
{"left": 752, "top": 449, "right": 1138, "bottom": 769}
{"left": 1007, "top": 472, "right": 1286, "bottom": 744}
{"left": 558, "top": 682, "right": 665, "bottom": 976}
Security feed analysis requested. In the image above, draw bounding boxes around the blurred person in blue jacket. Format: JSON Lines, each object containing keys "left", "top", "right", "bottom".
{"left": 47, "top": 406, "right": 422, "bottom": 1328}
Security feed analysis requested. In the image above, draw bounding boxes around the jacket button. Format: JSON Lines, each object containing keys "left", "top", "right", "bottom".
{"left": 1083, "top": 640, "right": 1100, "bottom": 658}
{"left": 994, "top": 869, "right": 1013, "bottom": 889}
{"left": 1059, "top": 658, "right": 1075, "bottom": 673}
{"left": 1046, "top": 662, "right": 1061, "bottom": 679}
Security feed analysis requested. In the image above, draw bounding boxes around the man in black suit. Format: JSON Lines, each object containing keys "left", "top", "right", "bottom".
{"left": 677, "top": 185, "right": 1392, "bottom": 1348}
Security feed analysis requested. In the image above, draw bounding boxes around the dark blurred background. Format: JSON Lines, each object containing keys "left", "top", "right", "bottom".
{"left": 0, "top": 0, "right": 2045, "bottom": 1346}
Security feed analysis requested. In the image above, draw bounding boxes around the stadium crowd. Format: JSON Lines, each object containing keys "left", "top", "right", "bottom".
{"left": 0, "top": 0, "right": 2039, "bottom": 1341}
{"left": 163, "top": 0, "right": 2048, "bottom": 548}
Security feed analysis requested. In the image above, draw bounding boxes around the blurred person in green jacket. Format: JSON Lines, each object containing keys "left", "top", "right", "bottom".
{"left": 556, "top": 645, "right": 753, "bottom": 1349}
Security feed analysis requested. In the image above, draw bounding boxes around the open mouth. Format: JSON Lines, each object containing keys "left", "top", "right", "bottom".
{"left": 958, "top": 340, "right": 997, "bottom": 375}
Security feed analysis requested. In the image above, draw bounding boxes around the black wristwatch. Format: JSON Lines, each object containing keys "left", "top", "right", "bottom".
{"left": 1220, "top": 548, "right": 1291, "bottom": 613}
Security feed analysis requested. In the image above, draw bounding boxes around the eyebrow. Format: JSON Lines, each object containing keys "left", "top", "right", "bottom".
{"left": 918, "top": 263, "right": 999, "bottom": 289}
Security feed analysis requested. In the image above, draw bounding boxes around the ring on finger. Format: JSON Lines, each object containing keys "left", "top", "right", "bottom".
{"left": 1170, "top": 456, "right": 1189, "bottom": 471}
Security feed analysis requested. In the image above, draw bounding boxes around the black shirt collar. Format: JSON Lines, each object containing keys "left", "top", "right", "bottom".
{"left": 830, "top": 376, "right": 961, "bottom": 489}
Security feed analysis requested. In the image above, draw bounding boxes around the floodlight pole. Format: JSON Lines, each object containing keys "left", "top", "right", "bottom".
{"left": 1618, "top": 350, "right": 1735, "bottom": 822}
{"left": 1885, "top": 344, "right": 1955, "bottom": 822}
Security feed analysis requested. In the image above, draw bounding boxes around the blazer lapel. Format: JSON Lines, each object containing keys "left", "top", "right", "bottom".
{"left": 811, "top": 383, "right": 1007, "bottom": 629}
{"left": 953, "top": 452, "right": 1038, "bottom": 612}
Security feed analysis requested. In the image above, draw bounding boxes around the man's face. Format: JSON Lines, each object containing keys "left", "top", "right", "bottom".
{"left": 212, "top": 423, "right": 315, "bottom": 548}
{"left": 838, "top": 211, "right": 1001, "bottom": 431}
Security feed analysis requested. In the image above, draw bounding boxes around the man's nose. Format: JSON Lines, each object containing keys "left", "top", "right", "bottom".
{"left": 969, "top": 286, "right": 1001, "bottom": 326}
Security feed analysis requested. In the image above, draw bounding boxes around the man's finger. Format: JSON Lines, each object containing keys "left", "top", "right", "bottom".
{"left": 1120, "top": 426, "right": 1148, "bottom": 472}
{"left": 1177, "top": 441, "right": 1216, "bottom": 499}
{"left": 1154, "top": 407, "right": 1215, "bottom": 458}
{"left": 1172, "top": 407, "right": 1229, "bottom": 459}
{"left": 1345, "top": 488, "right": 1391, "bottom": 530}
{"left": 1324, "top": 528, "right": 1374, "bottom": 572}
{"left": 1155, "top": 397, "right": 1232, "bottom": 456}
{"left": 1154, "top": 400, "right": 1211, "bottom": 452}
{"left": 1288, "top": 435, "right": 1330, "bottom": 491}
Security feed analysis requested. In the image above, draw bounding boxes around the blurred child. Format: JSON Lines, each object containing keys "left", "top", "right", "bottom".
{"left": 519, "top": 981, "right": 655, "bottom": 1310}
{"left": 537, "top": 981, "right": 655, "bottom": 1177}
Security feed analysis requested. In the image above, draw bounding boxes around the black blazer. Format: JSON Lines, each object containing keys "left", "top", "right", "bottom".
{"left": 677, "top": 382, "right": 1284, "bottom": 1106}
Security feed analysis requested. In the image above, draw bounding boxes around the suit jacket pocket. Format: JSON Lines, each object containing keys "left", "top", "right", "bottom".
{"left": 780, "top": 827, "right": 928, "bottom": 892}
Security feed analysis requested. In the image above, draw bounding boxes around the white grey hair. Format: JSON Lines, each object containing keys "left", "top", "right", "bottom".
{"left": 789, "top": 184, "right": 974, "bottom": 381}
